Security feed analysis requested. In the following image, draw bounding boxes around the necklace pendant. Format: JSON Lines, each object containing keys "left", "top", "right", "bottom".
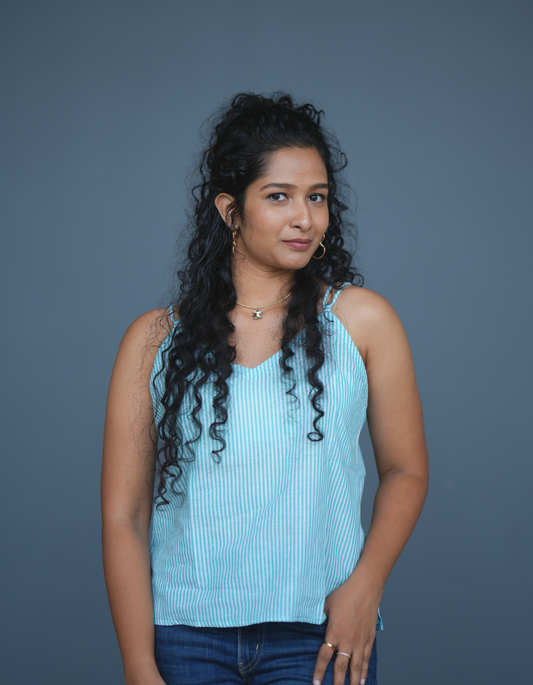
{"left": 252, "top": 309, "right": 263, "bottom": 320}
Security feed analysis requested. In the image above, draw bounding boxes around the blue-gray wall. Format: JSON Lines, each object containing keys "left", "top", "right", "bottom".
{"left": 1, "top": 1, "right": 531, "bottom": 682}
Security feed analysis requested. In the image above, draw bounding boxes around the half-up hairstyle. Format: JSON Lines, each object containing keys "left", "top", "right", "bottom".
{"left": 154, "top": 92, "right": 363, "bottom": 505}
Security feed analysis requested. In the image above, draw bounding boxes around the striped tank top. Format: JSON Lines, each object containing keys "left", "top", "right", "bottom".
{"left": 149, "top": 282, "right": 383, "bottom": 629}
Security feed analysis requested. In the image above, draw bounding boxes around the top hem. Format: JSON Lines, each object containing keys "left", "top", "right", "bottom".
{"left": 153, "top": 614, "right": 384, "bottom": 631}
{"left": 154, "top": 613, "right": 327, "bottom": 628}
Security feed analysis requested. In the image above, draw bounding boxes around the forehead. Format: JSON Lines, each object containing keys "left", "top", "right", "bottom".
{"left": 258, "top": 147, "right": 327, "bottom": 184}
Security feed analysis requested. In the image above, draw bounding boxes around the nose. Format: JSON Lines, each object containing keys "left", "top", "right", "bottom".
{"left": 290, "top": 198, "right": 312, "bottom": 231}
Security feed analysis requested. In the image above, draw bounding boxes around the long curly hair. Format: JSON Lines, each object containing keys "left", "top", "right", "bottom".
{"left": 153, "top": 92, "right": 363, "bottom": 506}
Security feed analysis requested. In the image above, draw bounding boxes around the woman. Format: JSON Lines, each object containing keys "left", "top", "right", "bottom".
{"left": 102, "top": 93, "right": 428, "bottom": 685}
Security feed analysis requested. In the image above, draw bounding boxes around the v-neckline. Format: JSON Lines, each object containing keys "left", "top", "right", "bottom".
{"left": 231, "top": 310, "right": 329, "bottom": 376}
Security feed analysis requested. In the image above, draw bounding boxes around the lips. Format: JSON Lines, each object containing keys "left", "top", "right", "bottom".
{"left": 283, "top": 240, "right": 312, "bottom": 246}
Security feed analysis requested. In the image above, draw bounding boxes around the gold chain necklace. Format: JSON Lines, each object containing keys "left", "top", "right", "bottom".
{"left": 236, "top": 291, "right": 292, "bottom": 320}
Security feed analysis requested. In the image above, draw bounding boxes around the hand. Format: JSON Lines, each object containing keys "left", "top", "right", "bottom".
{"left": 124, "top": 662, "right": 168, "bottom": 685}
{"left": 126, "top": 674, "right": 167, "bottom": 685}
{"left": 312, "top": 575, "right": 380, "bottom": 685}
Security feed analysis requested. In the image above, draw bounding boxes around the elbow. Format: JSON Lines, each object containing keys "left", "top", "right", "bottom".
{"left": 102, "top": 504, "right": 152, "bottom": 539}
{"left": 379, "top": 466, "right": 429, "bottom": 503}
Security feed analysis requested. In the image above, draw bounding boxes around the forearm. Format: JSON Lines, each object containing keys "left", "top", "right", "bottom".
{"left": 103, "top": 519, "right": 162, "bottom": 684}
{"left": 349, "top": 469, "right": 428, "bottom": 595}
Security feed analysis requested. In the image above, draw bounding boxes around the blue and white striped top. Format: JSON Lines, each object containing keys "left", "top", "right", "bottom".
{"left": 149, "top": 282, "right": 383, "bottom": 629}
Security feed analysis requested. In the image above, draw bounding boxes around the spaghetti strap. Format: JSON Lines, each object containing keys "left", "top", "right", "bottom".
{"left": 168, "top": 304, "right": 179, "bottom": 326}
{"left": 322, "top": 285, "right": 335, "bottom": 309}
{"left": 322, "top": 282, "right": 350, "bottom": 310}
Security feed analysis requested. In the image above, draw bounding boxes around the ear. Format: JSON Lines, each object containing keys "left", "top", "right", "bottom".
{"left": 214, "top": 193, "right": 237, "bottom": 227}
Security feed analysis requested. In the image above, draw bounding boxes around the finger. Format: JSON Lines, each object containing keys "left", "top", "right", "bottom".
{"left": 348, "top": 653, "right": 363, "bottom": 685}
{"left": 333, "top": 652, "right": 350, "bottom": 685}
{"left": 349, "top": 646, "right": 371, "bottom": 685}
{"left": 312, "top": 642, "right": 335, "bottom": 685}
{"left": 358, "top": 644, "right": 372, "bottom": 685}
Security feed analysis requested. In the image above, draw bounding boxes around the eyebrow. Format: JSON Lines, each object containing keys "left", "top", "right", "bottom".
{"left": 259, "top": 182, "right": 329, "bottom": 191}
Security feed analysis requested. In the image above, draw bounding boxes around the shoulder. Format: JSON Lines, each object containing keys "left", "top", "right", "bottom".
{"left": 332, "top": 285, "right": 398, "bottom": 326}
{"left": 113, "top": 308, "right": 174, "bottom": 381}
{"left": 330, "top": 286, "right": 407, "bottom": 364}
{"left": 121, "top": 307, "right": 173, "bottom": 349}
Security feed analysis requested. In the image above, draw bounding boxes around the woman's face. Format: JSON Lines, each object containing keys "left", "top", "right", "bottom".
{"left": 218, "top": 146, "right": 329, "bottom": 271}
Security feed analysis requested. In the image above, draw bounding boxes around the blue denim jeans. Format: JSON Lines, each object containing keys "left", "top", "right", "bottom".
{"left": 154, "top": 621, "right": 377, "bottom": 685}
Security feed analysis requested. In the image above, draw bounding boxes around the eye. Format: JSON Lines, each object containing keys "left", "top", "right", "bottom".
{"left": 308, "top": 193, "right": 326, "bottom": 203}
{"left": 268, "top": 192, "right": 288, "bottom": 201}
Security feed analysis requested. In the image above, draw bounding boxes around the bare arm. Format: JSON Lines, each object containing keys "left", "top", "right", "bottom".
{"left": 313, "top": 288, "right": 429, "bottom": 685}
{"left": 101, "top": 310, "right": 170, "bottom": 685}
{"left": 352, "top": 293, "right": 428, "bottom": 593}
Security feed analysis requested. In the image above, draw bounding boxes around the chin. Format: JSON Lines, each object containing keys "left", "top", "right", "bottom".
{"left": 275, "top": 252, "right": 313, "bottom": 270}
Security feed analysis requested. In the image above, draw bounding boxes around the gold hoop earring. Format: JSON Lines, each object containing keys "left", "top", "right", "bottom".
{"left": 312, "top": 234, "right": 326, "bottom": 260}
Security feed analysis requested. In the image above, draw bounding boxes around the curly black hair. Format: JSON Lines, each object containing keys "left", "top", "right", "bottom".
{"left": 153, "top": 92, "right": 363, "bottom": 506}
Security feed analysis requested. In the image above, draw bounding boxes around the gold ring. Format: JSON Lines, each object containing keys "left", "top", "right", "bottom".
{"left": 323, "top": 641, "right": 338, "bottom": 651}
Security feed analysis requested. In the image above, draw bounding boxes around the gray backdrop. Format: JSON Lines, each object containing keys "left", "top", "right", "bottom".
{"left": 1, "top": 1, "right": 531, "bottom": 683}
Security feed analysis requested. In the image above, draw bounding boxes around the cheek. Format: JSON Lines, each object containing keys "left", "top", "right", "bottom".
{"left": 247, "top": 208, "right": 286, "bottom": 237}
{"left": 315, "top": 205, "right": 329, "bottom": 228}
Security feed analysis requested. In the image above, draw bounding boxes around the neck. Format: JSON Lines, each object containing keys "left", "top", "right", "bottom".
{"left": 231, "top": 260, "right": 294, "bottom": 306}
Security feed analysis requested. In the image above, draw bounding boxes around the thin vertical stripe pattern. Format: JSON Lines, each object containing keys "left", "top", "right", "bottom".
{"left": 149, "top": 283, "right": 383, "bottom": 629}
